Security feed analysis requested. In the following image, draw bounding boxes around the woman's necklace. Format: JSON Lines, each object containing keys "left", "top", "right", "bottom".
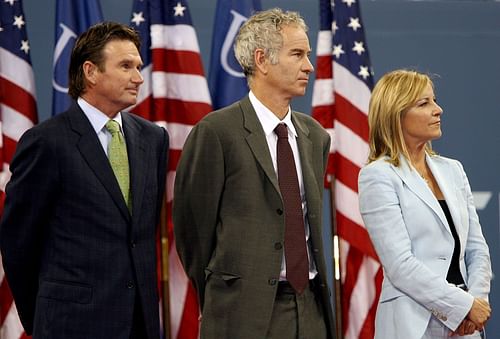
{"left": 411, "top": 154, "right": 431, "bottom": 187}
{"left": 415, "top": 166, "right": 431, "bottom": 187}
{"left": 419, "top": 172, "right": 430, "bottom": 186}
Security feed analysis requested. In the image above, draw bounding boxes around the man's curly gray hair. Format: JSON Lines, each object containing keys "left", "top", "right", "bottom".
{"left": 234, "top": 8, "right": 308, "bottom": 84}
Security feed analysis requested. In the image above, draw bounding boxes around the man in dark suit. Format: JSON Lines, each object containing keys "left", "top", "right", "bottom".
{"left": 0, "top": 22, "right": 168, "bottom": 339}
{"left": 173, "top": 8, "right": 334, "bottom": 339}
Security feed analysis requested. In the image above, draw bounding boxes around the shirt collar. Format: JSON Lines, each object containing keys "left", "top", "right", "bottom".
{"left": 77, "top": 97, "right": 124, "bottom": 133}
{"left": 248, "top": 91, "right": 297, "bottom": 138}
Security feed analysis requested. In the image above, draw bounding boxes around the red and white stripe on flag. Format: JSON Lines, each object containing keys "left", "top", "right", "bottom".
{"left": 130, "top": 1, "right": 212, "bottom": 338}
{"left": 311, "top": 0, "right": 382, "bottom": 338}
{"left": 0, "top": 0, "right": 38, "bottom": 337}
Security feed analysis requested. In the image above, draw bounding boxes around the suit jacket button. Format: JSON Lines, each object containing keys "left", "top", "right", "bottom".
{"left": 274, "top": 242, "right": 282, "bottom": 250}
{"left": 127, "top": 281, "right": 134, "bottom": 289}
{"left": 268, "top": 278, "right": 277, "bottom": 286}
{"left": 276, "top": 209, "right": 283, "bottom": 215}
{"left": 130, "top": 241, "right": 136, "bottom": 248}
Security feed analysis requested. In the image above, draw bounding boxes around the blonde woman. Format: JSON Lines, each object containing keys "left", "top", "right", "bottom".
{"left": 358, "top": 69, "right": 492, "bottom": 338}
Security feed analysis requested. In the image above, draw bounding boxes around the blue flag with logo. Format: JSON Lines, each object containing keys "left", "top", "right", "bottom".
{"left": 52, "top": 0, "right": 103, "bottom": 116}
{"left": 208, "top": 0, "right": 261, "bottom": 110}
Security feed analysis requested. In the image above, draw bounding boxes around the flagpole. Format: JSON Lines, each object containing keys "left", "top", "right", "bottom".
{"left": 159, "top": 194, "right": 171, "bottom": 339}
{"left": 329, "top": 177, "right": 343, "bottom": 339}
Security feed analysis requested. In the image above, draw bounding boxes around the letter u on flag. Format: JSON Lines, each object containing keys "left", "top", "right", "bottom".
{"left": 208, "top": 0, "right": 261, "bottom": 110}
{"left": 52, "top": 0, "right": 103, "bottom": 116}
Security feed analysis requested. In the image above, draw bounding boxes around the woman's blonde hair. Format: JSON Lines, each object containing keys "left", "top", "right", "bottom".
{"left": 368, "top": 69, "right": 436, "bottom": 166}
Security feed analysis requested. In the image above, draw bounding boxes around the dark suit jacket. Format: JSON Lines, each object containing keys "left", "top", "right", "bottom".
{"left": 0, "top": 102, "right": 168, "bottom": 339}
{"left": 173, "top": 96, "right": 334, "bottom": 339}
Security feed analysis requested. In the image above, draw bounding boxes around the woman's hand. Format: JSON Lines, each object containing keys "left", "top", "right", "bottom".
{"left": 467, "top": 298, "right": 491, "bottom": 329}
{"left": 450, "top": 319, "right": 477, "bottom": 336}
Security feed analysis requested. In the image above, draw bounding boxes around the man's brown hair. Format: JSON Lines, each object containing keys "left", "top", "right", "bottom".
{"left": 68, "top": 21, "right": 141, "bottom": 99}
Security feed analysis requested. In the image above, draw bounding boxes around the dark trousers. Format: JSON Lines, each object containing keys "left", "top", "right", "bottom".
{"left": 266, "top": 280, "right": 328, "bottom": 339}
{"left": 130, "top": 297, "right": 148, "bottom": 339}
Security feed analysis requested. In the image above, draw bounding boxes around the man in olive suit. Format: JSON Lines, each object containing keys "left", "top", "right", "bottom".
{"left": 174, "top": 8, "right": 334, "bottom": 339}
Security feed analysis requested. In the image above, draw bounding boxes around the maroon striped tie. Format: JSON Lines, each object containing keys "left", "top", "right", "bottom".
{"left": 275, "top": 123, "right": 309, "bottom": 294}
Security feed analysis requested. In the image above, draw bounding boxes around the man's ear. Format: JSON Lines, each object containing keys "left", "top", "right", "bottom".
{"left": 254, "top": 48, "right": 268, "bottom": 75}
{"left": 82, "top": 61, "right": 98, "bottom": 85}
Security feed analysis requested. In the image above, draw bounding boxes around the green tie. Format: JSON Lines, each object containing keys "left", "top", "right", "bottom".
{"left": 106, "top": 120, "right": 131, "bottom": 210}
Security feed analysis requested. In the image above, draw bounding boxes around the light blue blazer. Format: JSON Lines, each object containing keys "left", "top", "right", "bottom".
{"left": 358, "top": 154, "right": 492, "bottom": 339}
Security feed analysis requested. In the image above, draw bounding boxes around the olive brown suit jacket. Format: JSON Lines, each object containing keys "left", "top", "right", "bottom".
{"left": 173, "top": 96, "right": 335, "bottom": 339}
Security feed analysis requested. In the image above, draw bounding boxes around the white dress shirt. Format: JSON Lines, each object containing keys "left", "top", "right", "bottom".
{"left": 77, "top": 97, "right": 125, "bottom": 157}
{"left": 249, "top": 91, "right": 318, "bottom": 281}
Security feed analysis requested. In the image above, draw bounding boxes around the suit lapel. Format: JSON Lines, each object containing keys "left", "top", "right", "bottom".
{"left": 292, "top": 113, "right": 322, "bottom": 239}
{"left": 391, "top": 156, "right": 450, "bottom": 233}
{"left": 427, "top": 155, "right": 462, "bottom": 238}
{"left": 241, "top": 97, "right": 281, "bottom": 195}
{"left": 68, "top": 103, "right": 130, "bottom": 222}
{"left": 122, "top": 112, "right": 148, "bottom": 221}
{"left": 292, "top": 113, "right": 318, "bottom": 213}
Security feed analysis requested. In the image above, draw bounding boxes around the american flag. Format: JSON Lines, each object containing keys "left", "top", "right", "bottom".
{"left": 311, "top": 0, "right": 382, "bottom": 338}
{"left": 129, "top": 0, "right": 212, "bottom": 338}
{"left": 0, "top": 0, "right": 37, "bottom": 338}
